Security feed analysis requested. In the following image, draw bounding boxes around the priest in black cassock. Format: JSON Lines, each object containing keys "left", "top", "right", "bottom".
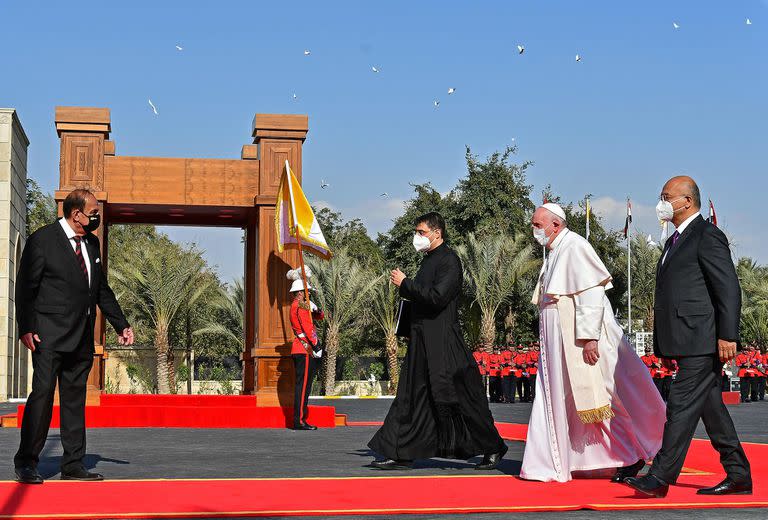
{"left": 368, "top": 212, "right": 507, "bottom": 470}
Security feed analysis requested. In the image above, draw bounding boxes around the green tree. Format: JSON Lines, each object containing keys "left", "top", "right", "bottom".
{"left": 315, "top": 207, "right": 382, "bottom": 268}
{"left": 446, "top": 146, "right": 535, "bottom": 242}
{"left": 630, "top": 233, "right": 662, "bottom": 331}
{"left": 457, "top": 233, "right": 536, "bottom": 350}
{"left": 307, "top": 249, "right": 382, "bottom": 394}
{"left": 737, "top": 258, "right": 768, "bottom": 349}
{"left": 369, "top": 273, "right": 401, "bottom": 393}
{"left": 112, "top": 241, "right": 216, "bottom": 393}
{"left": 25, "top": 178, "right": 57, "bottom": 235}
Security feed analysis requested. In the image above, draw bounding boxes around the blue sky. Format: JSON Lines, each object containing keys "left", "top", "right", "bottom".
{"left": 2, "top": 0, "right": 766, "bottom": 282}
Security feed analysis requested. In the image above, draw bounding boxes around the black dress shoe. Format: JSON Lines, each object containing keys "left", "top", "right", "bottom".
{"left": 293, "top": 424, "right": 314, "bottom": 430}
{"left": 61, "top": 468, "right": 104, "bottom": 481}
{"left": 15, "top": 466, "right": 43, "bottom": 484}
{"left": 475, "top": 444, "right": 509, "bottom": 470}
{"left": 697, "top": 478, "right": 752, "bottom": 495}
{"left": 370, "top": 459, "right": 413, "bottom": 470}
{"left": 624, "top": 474, "right": 669, "bottom": 498}
{"left": 611, "top": 459, "right": 646, "bottom": 483}
{"left": 302, "top": 423, "right": 318, "bottom": 430}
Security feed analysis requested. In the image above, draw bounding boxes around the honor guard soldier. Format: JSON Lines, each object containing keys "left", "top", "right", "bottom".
{"left": 527, "top": 344, "right": 540, "bottom": 401}
{"left": 488, "top": 348, "right": 503, "bottom": 402}
{"left": 736, "top": 347, "right": 758, "bottom": 403}
{"left": 514, "top": 346, "right": 531, "bottom": 402}
{"left": 501, "top": 346, "right": 516, "bottom": 403}
{"left": 287, "top": 267, "right": 324, "bottom": 430}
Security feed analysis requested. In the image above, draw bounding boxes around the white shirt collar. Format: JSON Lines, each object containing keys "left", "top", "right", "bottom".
{"left": 548, "top": 228, "right": 569, "bottom": 251}
{"left": 59, "top": 217, "right": 79, "bottom": 240}
{"left": 674, "top": 212, "right": 701, "bottom": 235}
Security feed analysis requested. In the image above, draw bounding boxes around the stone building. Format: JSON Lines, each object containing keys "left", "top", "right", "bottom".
{"left": 0, "top": 108, "right": 30, "bottom": 401}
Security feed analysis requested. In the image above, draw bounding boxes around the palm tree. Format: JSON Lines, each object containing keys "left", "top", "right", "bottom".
{"left": 738, "top": 258, "right": 768, "bottom": 349}
{"left": 113, "top": 244, "right": 214, "bottom": 394}
{"left": 307, "top": 249, "right": 382, "bottom": 395}
{"left": 630, "top": 234, "right": 663, "bottom": 331}
{"left": 456, "top": 233, "right": 536, "bottom": 350}
{"left": 370, "top": 275, "right": 400, "bottom": 393}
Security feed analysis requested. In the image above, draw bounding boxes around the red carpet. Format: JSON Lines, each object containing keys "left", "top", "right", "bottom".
{"left": 0, "top": 423, "right": 765, "bottom": 519}
{"left": 12, "top": 394, "right": 337, "bottom": 428}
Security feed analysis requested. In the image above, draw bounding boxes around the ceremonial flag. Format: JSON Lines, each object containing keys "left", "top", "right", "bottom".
{"left": 708, "top": 199, "right": 718, "bottom": 227}
{"left": 275, "top": 160, "right": 332, "bottom": 259}
{"left": 585, "top": 197, "right": 591, "bottom": 241}
{"left": 623, "top": 199, "right": 632, "bottom": 239}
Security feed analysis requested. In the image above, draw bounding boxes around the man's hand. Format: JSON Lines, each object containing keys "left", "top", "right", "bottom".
{"left": 390, "top": 268, "right": 406, "bottom": 287}
{"left": 20, "top": 333, "right": 41, "bottom": 352}
{"left": 718, "top": 339, "right": 737, "bottom": 363}
{"left": 581, "top": 339, "right": 600, "bottom": 366}
{"left": 118, "top": 327, "right": 135, "bottom": 346}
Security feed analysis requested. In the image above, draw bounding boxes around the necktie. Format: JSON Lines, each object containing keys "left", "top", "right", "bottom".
{"left": 671, "top": 230, "right": 680, "bottom": 246}
{"left": 72, "top": 236, "right": 89, "bottom": 284}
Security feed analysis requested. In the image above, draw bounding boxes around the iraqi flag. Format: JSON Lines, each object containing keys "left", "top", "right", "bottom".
{"left": 623, "top": 199, "right": 632, "bottom": 239}
{"left": 708, "top": 199, "right": 718, "bottom": 227}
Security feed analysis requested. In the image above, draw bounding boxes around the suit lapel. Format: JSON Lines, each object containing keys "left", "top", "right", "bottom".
{"left": 658, "top": 215, "right": 703, "bottom": 278}
{"left": 54, "top": 221, "right": 89, "bottom": 289}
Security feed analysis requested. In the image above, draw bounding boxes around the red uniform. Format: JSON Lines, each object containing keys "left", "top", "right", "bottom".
{"left": 526, "top": 351, "right": 539, "bottom": 376}
{"left": 488, "top": 353, "right": 502, "bottom": 378}
{"left": 500, "top": 350, "right": 514, "bottom": 377}
{"left": 641, "top": 354, "right": 662, "bottom": 378}
{"left": 513, "top": 352, "right": 528, "bottom": 377}
{"left": 736, "top": 352, "right": 757, "bottom": 378}
{"left": 473, "top": 351, "right": 487, "bottom": 376}
{"left": 289, "top": 298, "right": 324, "bottom": 428}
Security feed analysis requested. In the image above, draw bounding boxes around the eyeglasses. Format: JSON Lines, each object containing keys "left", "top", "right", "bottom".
{"left": 659, "top": 194, "right": 688, "bottom": 203}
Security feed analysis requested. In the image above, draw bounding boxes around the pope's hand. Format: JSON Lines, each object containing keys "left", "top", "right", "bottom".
{"left": 581, "top": 339, "right": 599, "bottom": 366}
{"left": 390, "top": 268, "right": 406, "bottom": 287}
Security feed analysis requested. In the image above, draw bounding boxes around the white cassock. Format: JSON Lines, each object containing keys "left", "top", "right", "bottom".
{"left": 520, "top": 229, "right": 665, "bottom": 483}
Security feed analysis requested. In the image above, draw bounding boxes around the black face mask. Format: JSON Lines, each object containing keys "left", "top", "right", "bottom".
{"left": 81, "top": 213, "right": 101, "bottom": 233}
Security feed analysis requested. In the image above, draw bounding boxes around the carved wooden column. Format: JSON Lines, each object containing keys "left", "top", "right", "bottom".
{"left": 240, "top": 144, "right": 259, "bottom": 395}
{"left": 54, "top": 107, "right": 113, "bottom": 404}
{"left": 251, "top": 114, "right": 308, "bottom": 406}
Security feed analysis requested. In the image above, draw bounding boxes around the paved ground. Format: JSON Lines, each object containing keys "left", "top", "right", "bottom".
{"left": 0, "top": 397, "right": 765, "bottom": 519}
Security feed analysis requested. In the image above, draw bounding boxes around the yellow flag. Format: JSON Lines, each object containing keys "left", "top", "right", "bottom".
{"left": 275, "top": 160, "right": 332, "bottom": 259}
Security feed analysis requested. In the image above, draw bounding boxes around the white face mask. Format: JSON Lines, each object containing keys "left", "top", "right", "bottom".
{"left": 655, "top": 196, "right": 686, "bottom": 222}
{"left": 413, "top": 231, "right": 436, "bottom": 253}
{"left": 532, "top": 224, "right": 553, "bottom": 246}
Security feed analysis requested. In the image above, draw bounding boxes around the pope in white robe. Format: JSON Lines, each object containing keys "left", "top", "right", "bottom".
{"left": 520, "top": 203, "right": 666, "bottom": 483}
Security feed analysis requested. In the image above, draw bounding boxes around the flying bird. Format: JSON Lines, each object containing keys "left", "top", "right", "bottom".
{"left": 175, "top": 45, "right": 183, "bottom": 51}
{"left": 292, "top": 93, "right": 298, "bottom": 101}
{"left": 673, "top": 22, "right": 680, "bottom": 29}
{"left": 448, "top": 87, "right": 456, "bottom": 95}
{"left": 433, "top": 100, "right": 440, "bottom": 108}
{"left": 746, "top": 18, "right": 752, "bottom": 25}
{"left": 517, "top": 44, "right": 525, "bottom": 54}
{"left": 320, "top": 179, "right": 329, "bottom": 189}
{"left": 575, "top": 54, "right": 582, "bottom": 62}
{"left": 147, "top": 99, "right": 158, "bottom": 115}
{"left": 380, "top": 192, "right": 389, "bottom": 198}
{"left": 647, "top": 235, "right": 657, "bottom": 247}
{"left": 304, "top": 49, "right": 311, "bottom": 55}
{"left": 371, "top": 66, "right": 380, "bottom": 73}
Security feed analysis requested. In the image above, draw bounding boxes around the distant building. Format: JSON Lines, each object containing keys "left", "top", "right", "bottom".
{"left": 0, "top": 108, "right": 30, "bottom": 401}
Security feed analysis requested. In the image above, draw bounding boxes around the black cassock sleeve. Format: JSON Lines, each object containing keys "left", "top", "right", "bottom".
{"left": 399, "top": 253, "right": 461, "bottom": 311}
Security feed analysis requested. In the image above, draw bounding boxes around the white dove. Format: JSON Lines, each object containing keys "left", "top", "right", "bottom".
{"left": 746, "top": 18, "right": 752, "bottom": 25}
{"left": 517, "top": 44, "right": 525, "bottom": 54}
{"left": 673, "top": 22, "right": 680, "bottom": 29}
{"left": 292, "top": 93, "right": 298, "bottom": 101}
{"left": 575, "top": 54, "right": 582, "bottom": 62}
{"left": 371, "top": 66, "right": 380, "bottom": 73}
{"left": 321, "top": 179, "right": 329, "bottom": 189}
{"left": 448, "top": 87, "right": 456, "bottom": 95}
{"left": 380, "top": 192, "right": 389, "bottom": 198}
{"left": 433, "top": 100, "right": 440, "bottom": 108}
{"left": 148, "top": 99, "right": 158, "bottom": 115}
{"left": 304, "top": 49, "right": 311, "bottom": 55}
{"left": 175, "top": 45, "right": 183, "bottom": 51}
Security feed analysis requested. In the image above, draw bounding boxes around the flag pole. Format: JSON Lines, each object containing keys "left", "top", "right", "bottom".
{"left": 285, "top": 161, "right": 313, "bottom": 354}
{"left": 627, "top": 197, "right": 632, "bottom": 335}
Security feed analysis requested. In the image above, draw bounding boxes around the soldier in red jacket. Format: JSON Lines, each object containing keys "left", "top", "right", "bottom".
{"left": 661, "top": 359, "right": 677, "bottom": 402}
{"left": 488, "top": 348, "right": 503, "bottom": 402}
{"left": 736, "top": 347, "right": 758, "bottom": 403}
{"left": 287, "top": 267, "right": 324, "bottom": 430}
{"left": 514, "top": 346, "right": 530, "bottom": 403}
{"left": 501, "top": 346, "right": 516, "bottom": 403}
{"left": 641, "top": 348, "right": 665, "bottom": 399}
{"left": 526, "top": 344, "right": 540, "bottom": 401}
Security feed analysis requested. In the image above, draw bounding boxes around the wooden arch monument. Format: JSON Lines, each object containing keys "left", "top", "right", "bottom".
{"left": 54, "top": 106, "right": 305, "bottom": 406}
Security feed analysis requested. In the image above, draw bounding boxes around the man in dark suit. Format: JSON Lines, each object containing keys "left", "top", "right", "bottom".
{"left": 626, "top": 176, "right": 751, "bottom": 497}
{"left": 14, "top": 189, "right": 134, "bottom": 484}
